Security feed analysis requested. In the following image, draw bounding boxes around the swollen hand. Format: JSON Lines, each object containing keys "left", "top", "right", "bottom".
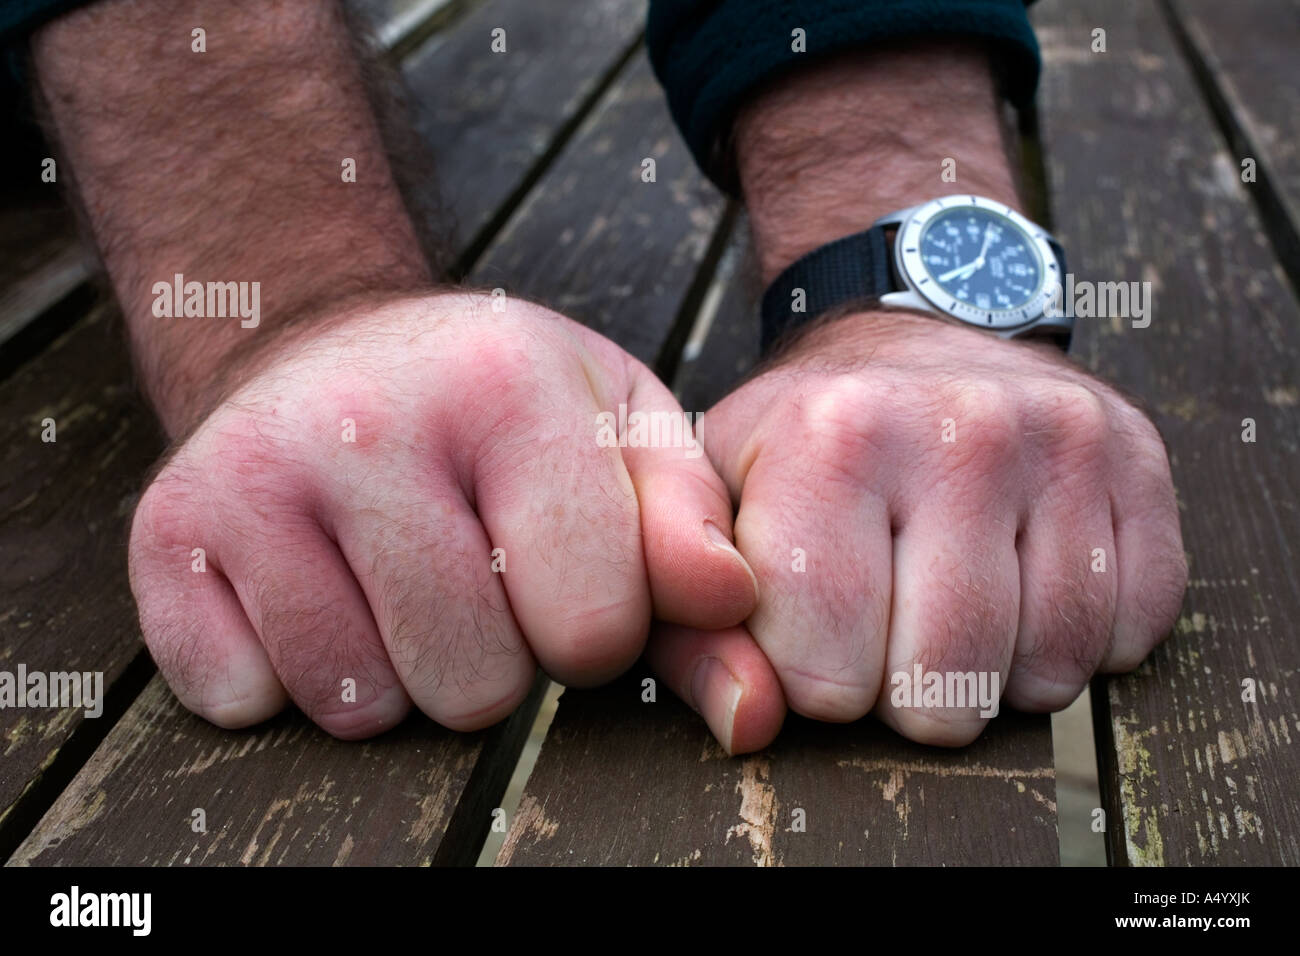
{"left": 129, "top": 293, "right": 758, "bottom": 738}
{"left": 661, "top": 312, "right": 1186, "bottom": 749}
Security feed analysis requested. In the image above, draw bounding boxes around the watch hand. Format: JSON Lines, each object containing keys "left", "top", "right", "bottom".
{"left": 963, "top": 226, "right": 998, "bottom": 276}
{"left": 938, "top": 260, "right": 977, "bottom": 282}
{"left": 938, "top": 227, "right": 997, "bottom": 283}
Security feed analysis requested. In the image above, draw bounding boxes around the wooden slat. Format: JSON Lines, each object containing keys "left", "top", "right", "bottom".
{"left": 0, "top": 199, "right": 85, "bottom": 354}
{"left": 1167, "top": 0, "right": 1300, "bottom": 277}
{"left": 401, "top": 0, "right": 646, "bottom": 258}
{"left": 0, "top": 247, "right": 87, "bottom": 349}
{"left": 671, "top": 225, "right": 759, "bottom": 413}
{"left": 468, "top": 52, "right": 724, "bottom": 365}
{"left": 0, "top": 142, "right": 91, "bottom": 372}
{"left": 349, "top": 0, "right": 459, "bottom": 50}
{"left": 1035, "top": 0, "right": 1300, "bottom": 865}
{"left": 500, "top": 671, "right": 1057, "bottom": 866}
{"left": 9, "top": 675, "right": 545, "bottom": 866}
{"left": 2, "top": 0, "right": 647, "bottom": 863}
{"left": 0, "top": 303, "right": 160, "bottom": 856}
{"left": 10, "top": 42, "right": 729, "bottom": 864}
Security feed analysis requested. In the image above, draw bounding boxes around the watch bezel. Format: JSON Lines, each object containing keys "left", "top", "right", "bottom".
{"left": 894, "top": 195, "right": 1059, "bottom": 332}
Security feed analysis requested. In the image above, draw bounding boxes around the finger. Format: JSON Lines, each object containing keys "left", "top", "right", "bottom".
{"left": 645, "top": 623, "right": 786, "bottom": 754}
{"left": 220, "top": 507, "right": 412, "bottom": 740}
{"left": 1005, "top": 389, "right": 1117, "bottom": 710}
{"left": 727, "top": 385, "right": 897, "bottom": 722}
{"left": 1102, "top": 412, "right": 1187, "bottom": 671}
{"left": 327, "top": 470, "right": 537, "bottom": 731}
{"left": 876, "top": 444, "right": 1021, "bottom": 746}
{"left": 1006, "top": 507, "right": 1116, "bottom": 711}
{"left": 468, "top": 336, "right": 650, "bottom": 686}
{"left": 129, "top": 479, "right": 288, "bottom": 728}
{"left": 619, "top": 366, "right": 759, "bottom": 630}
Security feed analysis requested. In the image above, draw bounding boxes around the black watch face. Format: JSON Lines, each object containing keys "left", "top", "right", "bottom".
{"left": 919, "top": 207, "right": 1043, "bottom": 313}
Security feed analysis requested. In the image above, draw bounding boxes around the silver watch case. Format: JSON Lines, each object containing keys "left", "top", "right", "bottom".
{"left": 873, "top": 194, "right": 1072, "bottom": 340}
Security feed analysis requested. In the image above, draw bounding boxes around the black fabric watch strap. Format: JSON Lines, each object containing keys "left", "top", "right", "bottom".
{"left": 760, "top": 227, "right": 1073, "bottom": 355}
{"left": 760, "top": 225, "right": 893, "bottom": 355}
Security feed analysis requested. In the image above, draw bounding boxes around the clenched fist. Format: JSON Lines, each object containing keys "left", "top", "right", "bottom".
{"left": 655, "top": 312, "right": 1187, "bottom": 749}
{"left": 129, "top": 293, "right": 758, "bottom": 738}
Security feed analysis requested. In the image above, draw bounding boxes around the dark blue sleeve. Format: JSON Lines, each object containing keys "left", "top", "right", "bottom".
{"left": 647, "top": 0, "right": 1042, "bottom": 194}
{"left": 1, "top": 0, "right": 94, "bottom": 46}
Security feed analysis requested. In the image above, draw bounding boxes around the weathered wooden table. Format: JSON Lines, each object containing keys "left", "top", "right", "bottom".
{"left": 2, "top": 0, "right": 1297, "bottom": 867}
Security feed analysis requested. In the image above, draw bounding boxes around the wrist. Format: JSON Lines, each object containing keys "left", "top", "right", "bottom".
{"left": 155, "top": 287, "right": 460, "bottom": 439}
{"left": 735, "top": 40, "right": 1023, "bottom": 283}
{"left": 769, "top": 306, "right": 1073, "bottom": 378}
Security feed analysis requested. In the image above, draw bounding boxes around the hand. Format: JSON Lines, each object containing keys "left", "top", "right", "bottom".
{"left": 128, "top": 293, "right": 759, "bottom": 738}
{"left": 669, "top": 312, "right": 1186, "bottom": 746}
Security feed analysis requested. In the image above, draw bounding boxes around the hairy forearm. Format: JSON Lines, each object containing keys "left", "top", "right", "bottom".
{"left": 33, "top": 0, "right": 432, "bottom": 435}
{"left": 735, "top": 40, "right": 1022, "bottom": 284}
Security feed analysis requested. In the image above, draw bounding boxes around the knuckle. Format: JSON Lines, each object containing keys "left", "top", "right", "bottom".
{"left": 949, "top": 380, "right": 1019, "bottom": 430}
{"left": 446, "top": 328, "right": 562, "bottom": 447}
{"left": 783, "top": 668, "right": 877, "bottom": 723}
{"left": 186, "top": 665, "right": 286, "bottom": 729}
{"left": 543, "top": 598, "right": 649, "bottom": 685}
{"left": 939, "top": 382, "right": 1021, "bottom": 473}
{"left": 454, "top": 322, "right": 546, "bottom": 398}
{"left": 200, "top": 689, "right": 283, "bottom": 730}
{"left": 797, "top": 375, "right": 895, "bottom": 480}
{"left": 199, "top": 416, "right": 309, "bottom": 507}
{"left": 130, "top": 469, "right": 195, "bottom": 554}
{"left": 434, "top": 683, "right": 531, "bottom": 732}
{"left": 1005, "top": 675, "right": 1086, "bottom": 713}
{"left": 1104, "top": 635, "right": 1149, "bottom": 673}
{"left": 889, "top": 709, "right": 988, "bottom": 748}
{"left": 465, "top": 324, "right": 536, "bottom": 378}
{"left": 1038, "top": 383, "right": 1111, "bottom": 460}
{"left": 1115, "top": 400, "right": 1165, "bottom": 450}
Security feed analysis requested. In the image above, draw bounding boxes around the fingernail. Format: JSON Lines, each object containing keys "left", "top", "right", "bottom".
{"left": 691, "top": 656, "right": 743, "bottom": 755}
{"left": 703, "top": 519, "right": 760, "bottom": 603}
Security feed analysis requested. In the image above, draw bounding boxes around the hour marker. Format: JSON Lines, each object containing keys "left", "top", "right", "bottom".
{"left": 905, "top": 248, "right": 916, "bottom": 252}
{"left": 919, "top": 278, "right": 929, "bottom": 285}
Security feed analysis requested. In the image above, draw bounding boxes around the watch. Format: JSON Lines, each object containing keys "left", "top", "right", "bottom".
{"left": 759, "top": 194, "right": 1072, "bottom": 354}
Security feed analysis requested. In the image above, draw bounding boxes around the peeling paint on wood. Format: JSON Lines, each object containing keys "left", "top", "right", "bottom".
{"left": 499, "top": 673, "right": 1058, "bottom": 866}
